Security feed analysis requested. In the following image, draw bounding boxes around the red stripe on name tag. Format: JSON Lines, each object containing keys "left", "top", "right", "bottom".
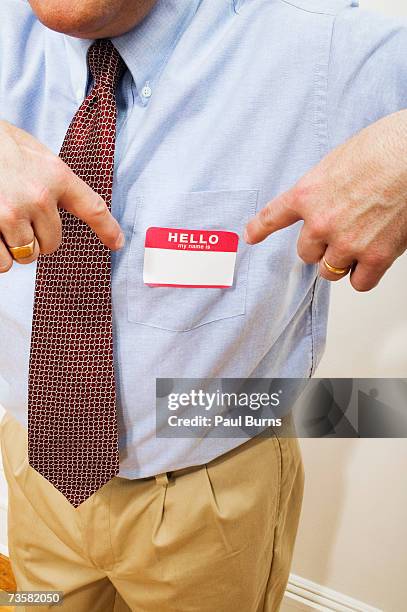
{"left": 145, "top": 227, "right": 239, "bottom": 252}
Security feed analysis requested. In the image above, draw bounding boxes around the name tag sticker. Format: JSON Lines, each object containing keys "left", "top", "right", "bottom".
{"left": 143, "top": 227, "right": 239, "bottom": 288}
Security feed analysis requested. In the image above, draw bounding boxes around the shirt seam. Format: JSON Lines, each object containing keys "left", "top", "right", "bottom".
{"left": 313, "top": 14, "right": 335, "bottom": 160}
{"left": 309, "top": 17, "right": 334, "bottom": 375}
{"left": 325, "top": 13, "right": 340, "bottom": 153}
{"left": 309, "top": 275, "right": 319, "bottom": 376}
{"left": 278, "top": 0, "right": 345, "bottom": 17}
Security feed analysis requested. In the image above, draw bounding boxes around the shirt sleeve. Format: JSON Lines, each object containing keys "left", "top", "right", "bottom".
{"left": 328, "top": 4, "right": 407, "bottom": 148}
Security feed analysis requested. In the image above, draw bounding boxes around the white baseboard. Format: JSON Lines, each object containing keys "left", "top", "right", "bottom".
{"left": 284, "top": 574, "right": 383, "bottom": 612}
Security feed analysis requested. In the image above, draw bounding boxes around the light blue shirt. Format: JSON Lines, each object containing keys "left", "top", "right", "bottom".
{"left": 0, "top": 0, "right": 406, "bottom": 477}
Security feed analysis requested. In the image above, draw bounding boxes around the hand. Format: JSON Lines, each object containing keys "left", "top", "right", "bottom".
{"left": 245, "top": 110, "right": 407, "bottom": 291}
{"left": 0, "top": 121, "right": 124, "bottom": 273}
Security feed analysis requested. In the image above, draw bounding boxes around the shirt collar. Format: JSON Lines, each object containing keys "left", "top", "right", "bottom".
{"left": 63, "top": 0, "right": 204, "bottom": 105}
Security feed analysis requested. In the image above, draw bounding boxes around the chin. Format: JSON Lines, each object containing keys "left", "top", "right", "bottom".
{"left": 28, "top": 0, "right": 116, "bottom": 38}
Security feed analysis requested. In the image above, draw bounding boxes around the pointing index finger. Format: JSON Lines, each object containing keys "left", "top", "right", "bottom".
{"left": 58, "top": 167, "right": 124, "bottom": 251}
{"left": 245, "top": 189, "right": 302, "bottom": 245}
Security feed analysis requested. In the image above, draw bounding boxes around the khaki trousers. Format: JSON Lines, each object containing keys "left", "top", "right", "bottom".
{"left": 0, "top": 412, "right": 304, "bottom": 612}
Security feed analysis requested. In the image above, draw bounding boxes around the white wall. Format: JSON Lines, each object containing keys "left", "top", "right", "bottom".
{"left": 290, "top": 438, "right": 407, "bottom": 612}
{"left": 316, "top": 256, "right": 407, "bottom": 378}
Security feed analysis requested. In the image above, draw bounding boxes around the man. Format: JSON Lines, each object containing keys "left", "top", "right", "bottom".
{"left": 0, "top": 0, "right": 406, "bottom": 610}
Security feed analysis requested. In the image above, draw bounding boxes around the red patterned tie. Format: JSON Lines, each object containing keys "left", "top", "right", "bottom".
{"left": 28, "top": 40, "right": 125, "bottom": 507}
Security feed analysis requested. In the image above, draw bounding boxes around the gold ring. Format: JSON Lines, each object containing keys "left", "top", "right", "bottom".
{"left": 7, "top": 238, "right": 36, "bottom": 260}
{"left": 322, "top": 256, "right": 350, "bottom": 276}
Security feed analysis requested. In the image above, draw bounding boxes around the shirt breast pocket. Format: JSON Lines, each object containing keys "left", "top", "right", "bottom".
{"left": 127, "top": 190, "right": 258, "bottom": 332}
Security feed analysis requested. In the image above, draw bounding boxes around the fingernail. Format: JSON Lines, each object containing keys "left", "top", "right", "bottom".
{"left": 115, "top": 233, "right": 125, "bottom": 249}
{"left": 244, "top": 228, "right": 252, "bottom": 244}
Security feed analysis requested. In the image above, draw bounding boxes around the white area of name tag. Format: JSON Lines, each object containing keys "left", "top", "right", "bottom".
{"left": 143, "top": 227, "right": 239, "bottom": 288}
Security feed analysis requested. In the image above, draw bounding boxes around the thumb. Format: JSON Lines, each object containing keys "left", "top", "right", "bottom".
{"left": 58, "top": 166, "right": 124, "bottom": 251}
{"left": 245, "top": 189, "right": 302, "bottom": 245}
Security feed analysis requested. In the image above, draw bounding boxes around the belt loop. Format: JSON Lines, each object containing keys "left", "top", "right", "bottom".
{"left": 155, "top": 472, "right": 169, "bottom": 486}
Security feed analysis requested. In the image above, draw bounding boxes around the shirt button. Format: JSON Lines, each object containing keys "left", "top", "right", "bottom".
{"left": 141, "top": 85, "right": 152, "bottom": 99}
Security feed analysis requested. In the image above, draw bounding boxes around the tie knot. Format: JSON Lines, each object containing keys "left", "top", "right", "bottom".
{"left": 87, "top": 39, "right": 125, "bottom": 91}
